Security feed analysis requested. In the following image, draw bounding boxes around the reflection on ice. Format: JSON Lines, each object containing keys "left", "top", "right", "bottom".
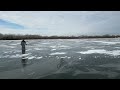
{"left": 21, "top": 57, "right": 28, "bottom": 68}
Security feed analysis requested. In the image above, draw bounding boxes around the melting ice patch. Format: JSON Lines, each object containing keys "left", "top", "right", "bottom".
{"left": 77, "top": 49, "right": 120, "bottom": 56}
{"left": 50, "top": 52, "right": 66, "bottom": 55}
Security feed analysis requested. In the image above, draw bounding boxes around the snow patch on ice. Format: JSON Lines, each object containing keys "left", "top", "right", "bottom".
{"left": 79, "top": 57, "right": 81, "bottom": 59}
{"left": 50, "top": 45, "right": 71, "bottom": 49}
{"left": 0, "top": 45, "right": 15, "bottom": 48}
{"left": 34, "top": 48, "right": 43, "bottom": 50}
{"left": 41, "top": 43, "right": 50, "bottom": 44}
{"left": 59, "top": 45, "right": 70, "bottom": 48}
{"left": 10, "top": 54, "right": 22, "bottom": 58}
{"left": 77, "top": 49, "right": 120, "bottom": 56}
{"left": 7, "top": 53, "right": 32, "bottom": 58}
{"left": 28, "top": 56, "right": 35, "bottom": 60}
{"left": 93, "top": 41, "right": 120, "bottom": 45}
{"left": 50, "top": 52, "right": 66, "bottom": 55}
{"left": 67, "top": 57, "right": 71, "bottom": 59}
{"left": 60, "top": 56, "right": 68, "bottom": 58}
{"left": 22, "top": 53, "right": 31, "bottom": 57}
{"left": 77, "top": 49, "right": 106, "bottom": 54}
{"left": 10, "top": 43, "right": 20, "bottom": 46}
{"left": 50, "top": 46, "right": 57, "bottom": 48}
{"left": 36, "top": 56, "right": 43, "bottom": 59}
{"left": 51, "top": 49, "right": 57, "bottom": 51}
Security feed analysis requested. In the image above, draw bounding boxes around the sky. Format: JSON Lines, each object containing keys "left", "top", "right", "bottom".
{"left": 0, "top": 11, "right": 120, "bottom": 36}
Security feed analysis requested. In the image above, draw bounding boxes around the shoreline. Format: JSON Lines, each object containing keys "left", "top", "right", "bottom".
{"left": 0, "top": 37, "right": 119, "bottom": 40}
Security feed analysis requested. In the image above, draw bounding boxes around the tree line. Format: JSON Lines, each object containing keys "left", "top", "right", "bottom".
{"left": 0, "top": 33, "right": 120, "bottom": 40}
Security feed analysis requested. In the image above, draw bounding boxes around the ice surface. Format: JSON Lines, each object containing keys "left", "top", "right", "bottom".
{"left": 0, "top": 39, "right": 120, "bottom": 79}
{"left": 72, "top": 69, "right": 119, "bottom": 78}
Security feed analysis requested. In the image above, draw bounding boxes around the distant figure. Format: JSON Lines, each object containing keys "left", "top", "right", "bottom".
{"left": 21, "top": 39, "right": 27, "bottom": 54}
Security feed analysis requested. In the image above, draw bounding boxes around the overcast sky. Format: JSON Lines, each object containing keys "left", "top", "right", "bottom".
{"left": 0, "top": 11, "right": 120, "bottom": 36}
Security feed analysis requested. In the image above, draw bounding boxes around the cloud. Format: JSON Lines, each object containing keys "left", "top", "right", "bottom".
{"left": 0, "top": 11, "right": 120, "bottom": 36}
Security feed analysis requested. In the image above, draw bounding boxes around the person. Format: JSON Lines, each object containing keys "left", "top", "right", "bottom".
{"left": 21, "top": 39, "right": 27, "bottom": 54}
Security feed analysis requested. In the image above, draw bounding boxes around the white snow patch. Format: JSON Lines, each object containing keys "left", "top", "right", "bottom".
{"left": 60, "top": 56, "right": 68, "bottom": 58}
{"left": 10, "top": 54, "right": 22, "bottom": 58}
{"left": 15, "top": 50, "right": 21, "bottom": 53}
{"left": 34, "top": 48, "right": 43, "bottom": 50}
{"left": 77, "top": 49, "right": 120, "bottom": 56}
{"left": 28, "top": 56, "right": 35, "bottom": 60}
{"left": 50, "top": 45, "right": 70, "bottom": 49}
{"left": 50, "top": 52, "right": 66, "bottom": 55}
{"left": 10, "top": 43, "right": 20, "bottom": 45}
{"left": 4, "top": 52, "right": 9, "bottom": 54}
{"left": 59, "top": 45, "right": 70, "bottom": 48}
{"left": 114, "top": 47, "right": 120, "bottom": 49}
{"left": 93, "top": 41, "right": 120, "bottom": 45}
{"left": 51, "top": 49, "right": 56, "bottom": 51}
{"left": 56, "top": 56, "right": 60, "bottom": 59}
{"left": 22, "top": 53, "right": 31, "bottom": 57}
{"left": 41, "top": 43, "right": 50, "bottom": 44}
{"left": 50, "top": 46, "right": 57, "bottom": 48}
{"left": 8, "top": 53, "right": 32, "bottom": 58}
{"left": 67, "top": 57, "right": 71, "bottom": 59}
{"left": 0, "top": 45, "right": 15, "bottom": 48}
{"left": 79, "top": 57, "right": 81, "bottom": 59}
{"left": 26, "top": 49, "right": 32, "bottom": 51}
{"left": 77, "top": 49, "right": 106, "bottom": 54}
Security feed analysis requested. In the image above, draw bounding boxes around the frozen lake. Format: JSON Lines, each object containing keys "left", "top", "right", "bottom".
{"left": 1, "top": 38, "right": 120, "bottom": 79}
